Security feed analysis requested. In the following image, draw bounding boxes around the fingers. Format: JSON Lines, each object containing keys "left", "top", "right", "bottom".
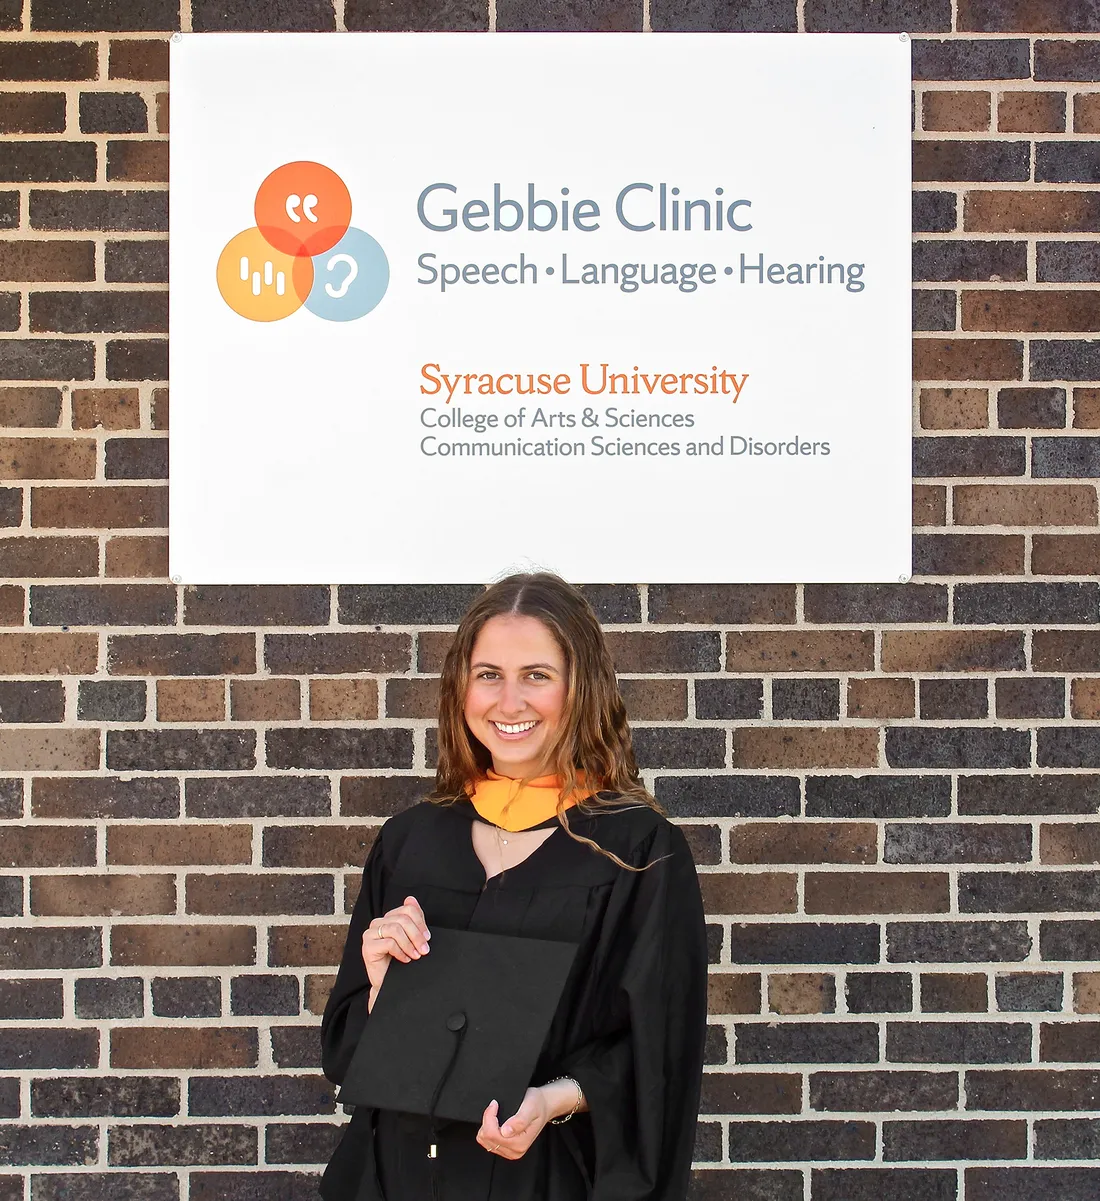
{"left": 476, "top": 1099, "right": 502, "bottom": 1148}
{"left": 364, "top": 897, "right": 431, "bottom": 964}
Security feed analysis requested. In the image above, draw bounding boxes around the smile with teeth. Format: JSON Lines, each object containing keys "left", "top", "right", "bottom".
{"left": 492, "top": 719, "right": 539, "bottom": 735}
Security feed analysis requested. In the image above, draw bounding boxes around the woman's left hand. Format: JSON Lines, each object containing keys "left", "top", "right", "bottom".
{"left": 476, "top": 1090, "right": 549, "bottom": 1160}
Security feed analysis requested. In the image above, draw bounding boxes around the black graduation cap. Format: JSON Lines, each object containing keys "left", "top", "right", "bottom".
{"left": 338, "top": 926, "right": 578, "bottom": 1125}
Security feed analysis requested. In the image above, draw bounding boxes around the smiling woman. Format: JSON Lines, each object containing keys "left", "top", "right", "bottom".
{"left": 319, "top": 572, "right": 708, "bottom": 1201}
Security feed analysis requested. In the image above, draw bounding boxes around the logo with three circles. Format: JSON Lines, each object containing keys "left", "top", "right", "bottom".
{"left": 216, "top": 161, "right": 389, "bottom": 323}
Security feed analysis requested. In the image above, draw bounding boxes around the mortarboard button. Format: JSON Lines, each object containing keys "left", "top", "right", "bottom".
{"left": 446, "top": 1011, "right": 467, "bottom": 1032}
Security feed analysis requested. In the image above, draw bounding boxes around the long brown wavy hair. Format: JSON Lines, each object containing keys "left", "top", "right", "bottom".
{"left": 431, "top": 572, "right": 662, "bottom": 863}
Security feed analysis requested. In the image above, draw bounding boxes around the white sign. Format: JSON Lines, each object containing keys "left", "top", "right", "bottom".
{"left": 169, "top": 33, "right": 912, "bottom": 584}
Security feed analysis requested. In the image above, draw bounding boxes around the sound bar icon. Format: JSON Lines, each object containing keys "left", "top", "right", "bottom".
{"left": 239, "top": 255, "right": 286, "bottom": 297}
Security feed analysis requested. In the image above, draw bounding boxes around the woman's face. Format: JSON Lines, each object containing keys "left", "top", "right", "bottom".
{"left": 463, "top": 613, "right": 568, "bottom": 779}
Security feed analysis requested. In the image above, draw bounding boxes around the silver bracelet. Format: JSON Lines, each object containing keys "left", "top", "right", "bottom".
{"left": 544, "top": 1075, "right": 584, "bottom": 1124}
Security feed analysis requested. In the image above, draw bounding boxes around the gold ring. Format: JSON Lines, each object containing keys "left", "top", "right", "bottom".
{"left": 376, "top": 924, "right": 385, "bottom": 939}
{"left": 491, "top": 1142, "right": 500, "bottom": 1154}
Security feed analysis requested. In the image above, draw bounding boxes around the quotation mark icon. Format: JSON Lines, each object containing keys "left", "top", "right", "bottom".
{"left": 216, "top": 161, "right": 389, "bottom": 323}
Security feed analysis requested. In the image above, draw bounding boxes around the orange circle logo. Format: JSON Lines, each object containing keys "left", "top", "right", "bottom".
{"left": 254, "top": 161, "right": 352, "bottom": 258}
{"left": 216, "top": 228, "right": 314, "bottom": 322}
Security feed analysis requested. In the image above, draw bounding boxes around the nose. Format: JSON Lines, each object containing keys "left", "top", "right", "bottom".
{"left": 497, "top": 677, "right": 527, "bottom": 717}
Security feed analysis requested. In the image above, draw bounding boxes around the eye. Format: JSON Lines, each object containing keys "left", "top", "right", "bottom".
{"left": 475, "top": 670, "right": 499, "bottom": 681}
{"left": 528, "top": 671, "right": 551, "bottom": 681}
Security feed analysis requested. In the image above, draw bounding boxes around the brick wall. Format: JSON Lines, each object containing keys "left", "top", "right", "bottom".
{"left": 1, "top": 0, "right": 1099, "bottom": 1198}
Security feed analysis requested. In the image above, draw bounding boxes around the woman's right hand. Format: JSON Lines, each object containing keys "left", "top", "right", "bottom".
{"left": 361, "top": 895, "right": 430, "bottom": 1010}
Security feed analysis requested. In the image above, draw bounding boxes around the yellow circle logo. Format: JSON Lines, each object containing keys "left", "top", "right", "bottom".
{"left": 216, "top": 228, "right": 314, "bottom": 322}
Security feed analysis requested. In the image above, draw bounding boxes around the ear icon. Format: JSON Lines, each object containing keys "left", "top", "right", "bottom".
{"left": 324, "top": 253, "right": 359, "bottom": 299}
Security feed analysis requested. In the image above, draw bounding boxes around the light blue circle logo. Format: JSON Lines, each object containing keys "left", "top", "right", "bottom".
{"left": 305, "top": 226, "right": 390, "bottom": 322}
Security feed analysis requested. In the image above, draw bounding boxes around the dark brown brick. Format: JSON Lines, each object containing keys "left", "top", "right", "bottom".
{"left": 1071, "top": 678, "right": 1100, "bottom": 718}
{"left": 920, "top": 678, "right": 988, "bottom": 719}
{"left": 695, "top": 678, "right": 764, "bottom": 719}
{"left": 1035, "top": 631, "right": 1100, "bottom": 672}
{"left": 889, "top": 1021, "right": 1031, "bottom": 1063}
{"left": 806, "top": 872, "right": 950, "bottom": 915}
{"left": 914, "top": 141, "right": 1029, "bottom": 183}
{"left": 914, "top": 484, "right": 947, "bottom": 526}
{"left": 914, "top": 240, "right": 1027, "bottom": 283}
{"left": 886, "top": 822, "right": 1032, "bottom": 865}
{"left": 33, "top": 0, "right": 178, "bottom": 29}
{"left": 699, "top": 872, "right": 797, "bottom": 914}
{"left": 105, "top": 238, "right": 168, "bottom": 283}
{"left": 0, "top": 537, "right": 96, "bottom": 581}
{"left": 105, "top": 437, "right": 168, "bottom": 480}
{"left": 805, "top": 584, "right": 947, "bottom": 624}
{"left": 1041, "top": 823, "right": 1100, "bottom": 865}
{"left": 965, "top": 290, "right": 1100, "bottom": 333}
{"left": 0, "top": 631, "right": 97, "bottom": 674}
{"left": 109, "top": 39, "right": 169, "bottom": 79}
{"left": 811, "top": 1070, "right": 958, "bottom": 1111}
{"left": 106, "top": 140, "right": 168, "bottom": 182}
{"left": 0, "top": 41, "right": 98, "bottom": 80}
{"left": 111, "top": 924, "right": 256, "bottom": 968}
{"left": 108, "top": 1122, "right": 256, "bottom": 1166}
{"left": 731, "top": 821, "right": 876, "bottom": 865}
{"left": 0, "top": 824, "right": 94, "bottom": 868}
{"left": 32, "top": 290, "right": 167, "bottom": 333}
{"left": 1040, "top": 1022, "right": 1100, "bottom": 1062}
{"left": 923, "top": 90, "right": 990, "bottom": 131}
{"left": 847, "top": 677, "right": 915, "bottom": 718}
{"left": 30, "top": 188, "right": 167, "bottom": 232}
{"left": 106, "top": 338, "right": 167, "bottom": 380}
{"left": 265, "top": 728, "right": 411, "bottom": 771}
{"left": 72, "top": 387, "right": 140, "bottom": 429}
{"left": 914, "top": 338, "right": 1023, "bottom": 381}
{"left": 884, "top": 1118, "right": 1025, "bottom": 1160}
{"left": 733, "top": 727, "right": 879, "bottom": 769}
{"left": 605, "top": 630, "right": 721, "bottom": 672}
{"left": 264, "top": 632, "right": 409, "bottom": 674}
{"left": 727, "top": 631, "right": 873, "bottom": 672}
{"left": 263, "top": 825, "right": 378, "bottom": 869}
{"left": 0, "top": 979, "right": 62, "bottom": 1020}
{"left": 707, "top": 973, "right": 762, "bottom": 1015}
{"left": 922, "top": 972, "right": 988, "bottom": 1012}
{"left": 107, "top": 729, "right": 255, "bottom": 772}
{"left": 339, "top": 775, "right": 432, "bottom": 817}
{"left": 105, "top": 534, "right": 168, "bottom": 577}
{"left": 108, "top": 824, "right": 251, "bottom": 866}
{"left": 0, "top": 386, "right": 61, "bottom": 426}
{"left": 882, "top": 630, "right": 1024, "bottom": 672}
{"left": 0, "top": 240, "right": 94, "bottom": 284}
{"left": 268, "top": 924, "right": 345, "bottom": 967}
{"left": 184, "top": 586, "right": 329, "bottom": 626}
{"left": 0, "top": 141, "right": 96, "bottom": 183}
{"left": 998, "top": 387, "right": 1066, "bottom": 428}
{"left": 0, "top": 680, "right": 64, "bottom": 722}
{"left": 309, "top": 679, "right": 378, "bottom": 720}
{"left": 33, "top": 776, "right": 177, "bottom": 819}
{"left": 965, "top": 1069, "right": 1100, "bottom": 1110}
{"left": 32, "top": 874, "right": 175, "bottom": 916}
{"left": 185, "top": 873, "right": 333, "bottom": 916}
{"left": 768, "top": 973, "right": 836, "bottom": 1014}
{"left": 108, "top": 633, "right": 255, "bottom": 676}
{"left": 32, "top": 485, "right": 165, "bottom": 528}
{"left": 79, "top": 92, "right": 147, "bottom": 133}
{"left": 230, "top": 679, "right": 301, "bottom": 721}
{"left": 337, "top": 583, "right": 483, "bottom": 625}
{"left": 0, "top": 1028, "right": 98, "bottom": 1069}
{"left": 919, "top": 387, "right": 988, "bottom": 429}
{"left": 957, "top": 484, "right": 1098, "bottom": 527}
{"left": 735, "top": 1023, "right": 878, "bottom": 1066}
{"left": 647, "top": 584, "right": 794, "bottom": 624}
{"left": 111, "top": 1028, "right": 257, "bottom": 1070}
{"left": 31, "top": 584, "right": 175, "bottom": 626}
{"left": 915, "top": 435, "right": 1025, "bottom": 476}
{"left": 997, "top": 676, "right": 1065, "bottom": 718}
{"left": 699, "top": 1071, "right": 800, "bottom": 1117}
{"left": 966, "top": 190, "right": 1100, "bottom": 233}
{"left": 1074, "top": 388, "right": 1100, "bottom": 426}
{"left": 999, "top": 90, "right": 1066, "bottom": 132}
{"left": 914, "top": 533, "right": 1025, "bottom": 575}
{"left": 0, "top": 585, "right": 22, "bottom": 623}
{"left": 0, "top": 438, "right": 95, "bottom": 478}
{"left": 961, "top": 0, "right": 1100, "bottom": 30}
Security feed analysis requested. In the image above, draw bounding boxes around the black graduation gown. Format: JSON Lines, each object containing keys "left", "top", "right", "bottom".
{"left": 319, "top": 795, "right": 708, "bottom": 1201}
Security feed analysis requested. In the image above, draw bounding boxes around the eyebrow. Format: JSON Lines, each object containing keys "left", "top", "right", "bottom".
{"left": 471, "top": 662, "right": 560, "bottom": 671}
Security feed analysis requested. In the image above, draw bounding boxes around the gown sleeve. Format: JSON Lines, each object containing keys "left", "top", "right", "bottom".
{"left": 320, "top": 829, "right": 387, "bottom": 1087}
{"left": 556, "top": 820, "right": 708, "bottom": 1201}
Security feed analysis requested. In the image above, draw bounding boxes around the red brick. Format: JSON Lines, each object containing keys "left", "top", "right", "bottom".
{"left": 111, "top": 1027, "right": 257, "bottom": 1069}
{"left": 110, "top": 924, "right": 256, "bottom": 967}
{"left": 71, "top": 387, "right": 140, "bottom": 429}
{"left": 914, "top": 338, "right": 1023, "bottom": 381}
{"left": 956, "top": 485, "right": 1098, "bottom": 527}
{"left": 732, "top": 728, "right": 879, "bottom": 769}
{"left": 0, "top": 439, "right": 95, "bottom": 479}
{"left": 31, "top": 485, "right": 166, "bottom": 528}
{"left": 727, "top": 632, "right": 874, "bottom": 673}
{"left": 31, "top": 873, "right": 175, "bottom": 915}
